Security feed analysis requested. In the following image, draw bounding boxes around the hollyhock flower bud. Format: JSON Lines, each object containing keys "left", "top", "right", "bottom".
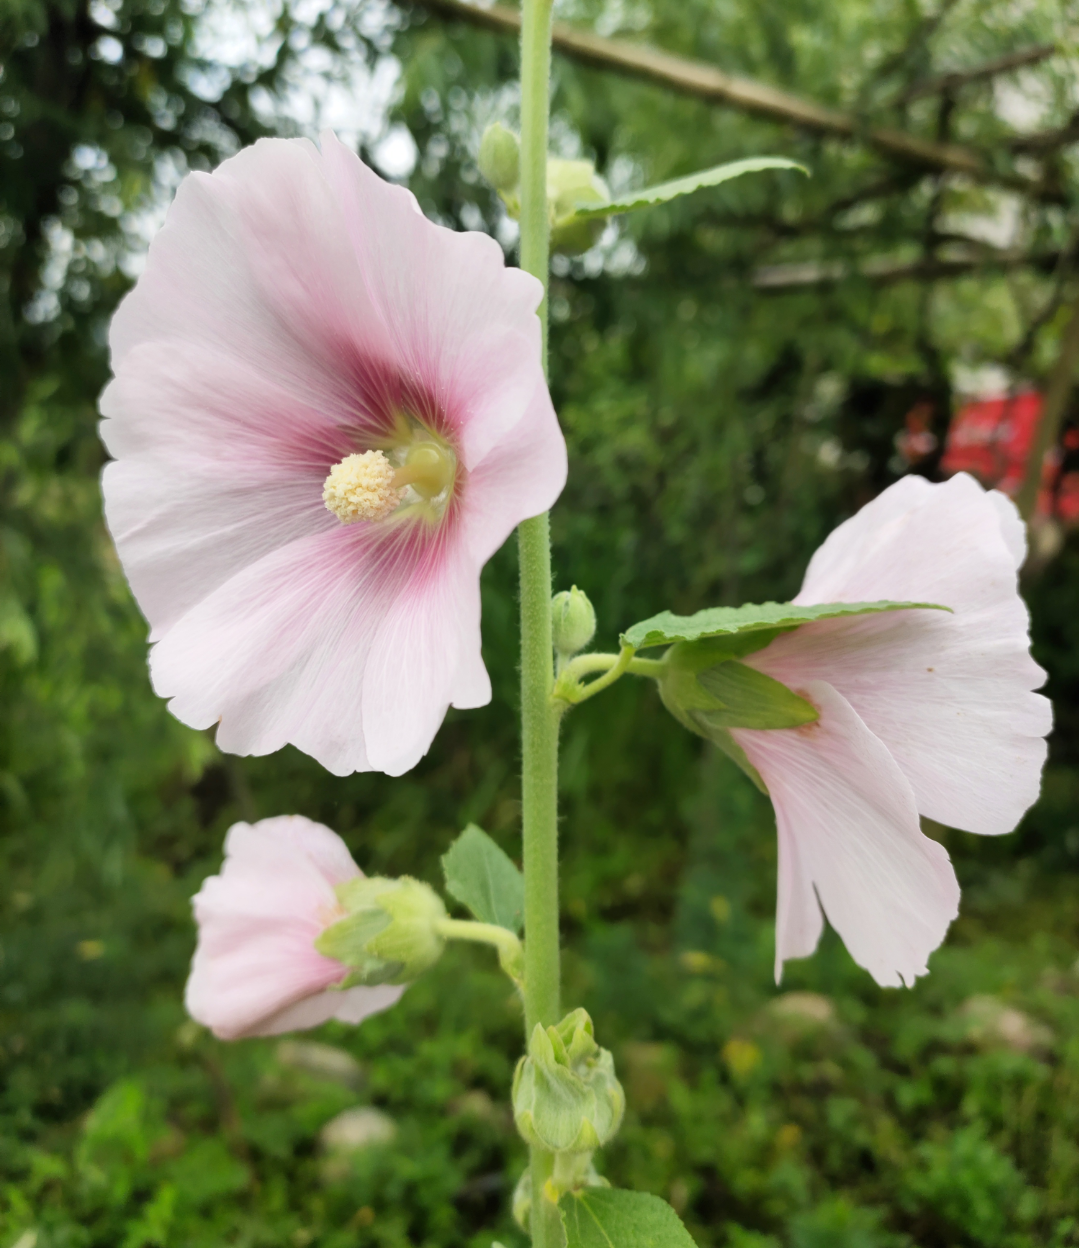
{"left": 547, "top": 159, "right": 610, "bottom": 254}
{"left": 478, "top": 122, "right": 520, "bottom": 192}
{"left": 315, "top": 876, "right": 447, "bottom": 986}
{"left": 100, "top": 132, "right": 566, "bottom": 778}
{"left": 718, "top": 474, "right": 1050, "bottom": 989}
{"left": 185, "top": 815, "right": 404, "bottom": 1040}
{"left": 552, "top": 586, "right": 597, "bottom": 658}
{"left": 512, "top": 1009, "right": 625, "bottom": 1153}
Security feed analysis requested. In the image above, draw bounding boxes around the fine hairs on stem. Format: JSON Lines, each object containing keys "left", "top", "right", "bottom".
{"left": 516, "top": 2, "right": 561, "bottom": 1246}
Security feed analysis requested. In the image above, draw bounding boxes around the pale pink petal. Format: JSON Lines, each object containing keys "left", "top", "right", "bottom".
{"left": 109, "top": 136, "right": 396, "bottom": 401}
{"left": 186, "top": 816, "right": 369, "bottom": 1039}
{"left": 101, "top": 133, "right": 566, "bottom": 777}
{"left": 150, "top": 525, "right": 420, "bottom": 776}
{"left": 361, "top": 535, "right": 488, "bottom": 776}
{"left": 796, "top": 474, "right": 934, "bottom": 603}
{"left": 251, "top": 984, "right": 405, "bottom": 1037}
{"left": 749, "top": 474, "right": 1050, "bottom": 835}
{"left": 459, "top": 381, "right": 569, "bottom": 568}
{"left": 255, "top": 814, "right": 363, "bottom": 887}
{"left": 317, "top": 131, "right": 548, "bottom": 469}
{"left": 732, "top": 681, "right": 960, "bottom": 988}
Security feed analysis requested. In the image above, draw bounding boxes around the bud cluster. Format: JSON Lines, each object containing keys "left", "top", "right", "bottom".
{"left": 512, "top": 1008, "right": 625, "bottom": 1154}
{"left": 477, "top": 123, "right": 612, "bottom": 254}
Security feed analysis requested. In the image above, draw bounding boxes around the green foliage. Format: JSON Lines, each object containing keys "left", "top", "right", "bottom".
{"left": 623, "top": 601, "right": 945, "bottom": 651}
{"left": 568, "top": 158, "right": 808, "bottom": 222}
{"left": 441, "top": 824, "right": 525, "bottom": 934}
{"left": 560, "top": 1187, "right": 697, "bottom": 1248}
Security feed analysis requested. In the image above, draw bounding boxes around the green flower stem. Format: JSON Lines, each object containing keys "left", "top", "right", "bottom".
{"left": 555, "top": 649, "right": 668, "bottom": 704}
{"left": 435, "top": 917, "right": 523, "bottom": 962}
{"left": 435, "top": 917, "right": 524, "bottom": 983}
{"left": 517, "top": 0, "right": 559, "bottom": 1244}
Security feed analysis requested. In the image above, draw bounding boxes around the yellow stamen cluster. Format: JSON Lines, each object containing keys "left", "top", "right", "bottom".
{"left": 322, "top": 451, "right": 403, "bottom": 524}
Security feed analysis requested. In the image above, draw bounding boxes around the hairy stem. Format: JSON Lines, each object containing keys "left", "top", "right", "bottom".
{"left": 517, "top": 1, "right": 560, "bottom": 1245}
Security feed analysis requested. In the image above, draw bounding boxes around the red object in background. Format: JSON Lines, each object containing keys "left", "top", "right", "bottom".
{"left": 902, "top": 390, "right": 1079, "bottom": 523}
{"left": 939, "top": 391, "right": 1043, "bottom": 495}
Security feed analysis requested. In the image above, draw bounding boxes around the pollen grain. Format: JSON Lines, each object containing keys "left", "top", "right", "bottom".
{"left": 323, "top": 450, "right": 403, "bottom": 524}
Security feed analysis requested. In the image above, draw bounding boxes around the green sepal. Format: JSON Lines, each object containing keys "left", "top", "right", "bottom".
{"left": 559, "top": 1187, "right": 698, "bottom": 1248}
{"left": 566, "top": 155, "right": 807, "bottom": 222}
{"left": 315, "top": 876, "right": 446, "bottom": 987}
{"left": 654, "top": 642, "right": 819, "bottom": 792}
{"left": 696, "top": 661, "right": 818, "bottom": 729}
{"left": 623, "top": 599, "right": 949, "bottom": 651}
{"left": 314, "top": 904, "right": 395, "bottom": 984}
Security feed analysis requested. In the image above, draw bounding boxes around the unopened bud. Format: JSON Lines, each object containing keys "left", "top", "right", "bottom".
{"left": 512, "top": 1008, "right": 625, "bottom": 1153}
{"left": 547, "top": 158, "right": 610, "bottom": 254}
{"left": 478, "top": 123, "right": 520, "bottom": 192}
{"left": 315, "top": 876, "right": 446, "bottom": 986}
{"left": 552, "top": 586, "right": 596, "bottom": 657}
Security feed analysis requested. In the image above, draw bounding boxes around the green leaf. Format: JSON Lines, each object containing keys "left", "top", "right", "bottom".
{"left": 560, "top": 1187, "right": 697, "bottom": 1248}
{"left": 622, "top": 599, "right": 947, "bottom": 651}
{"left": 441, "top": 824, "right": 524, "bottom": 934}
{"left": 568, "top": 156, "right": 806, "bottom": 221}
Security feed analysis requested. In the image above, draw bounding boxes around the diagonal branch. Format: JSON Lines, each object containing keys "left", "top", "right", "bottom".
{"left": 751, "top": 248, "right": 1063, "bottom": 290}
{"left": 412, "top": 0, "right": 1037, "bottom": 190}
{"left": 899, "top": 43, "right": 1057, "bottom": 103}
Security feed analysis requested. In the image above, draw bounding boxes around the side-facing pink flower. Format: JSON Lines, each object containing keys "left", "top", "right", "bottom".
{"left": 731, "top": 473, "right": 1051, "bottom": 988}
{"left": 186, "top": 814, "right": 403, "bottom": 1039}
{"left": 100, "top": 132, "right": 566, "bottom": 777}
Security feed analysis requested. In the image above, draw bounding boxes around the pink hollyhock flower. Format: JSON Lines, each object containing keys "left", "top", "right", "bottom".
{"left": 186, "top": 815, "right": 403, "bottom": 1039}
{"left": 100, "top": 132, "right": 566, "bottom": 777}
{"left": 731, "top": 473, "right": 1051, "bottom": 988}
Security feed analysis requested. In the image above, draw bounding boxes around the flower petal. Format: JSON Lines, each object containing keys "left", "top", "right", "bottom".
{"left": 151, "top": 525, "right": 423, "bottom": 776}
{"left": 751, "top": 474, "right": 1050, "bottom": 835}
{"left": 249, "top": 983, "right": 405, "bottom": 1038}
{"left": 360, "top": 534, "right": 489, "bottom": 776}
{"left": 109, "top": 136, "right": 397, "bottom": 406}
{"left": 186, "top": 816, "right": 361, "bottom": 1039}
{"left": 102, "top": 134, "right": 566, "bottom": 776}
{"left": 733, "top": 681, "right": 960, "bottom": 989}
{"left": 460, "top": 380, "right": 568, "bottom": 568}
{"left": 317, "top": 131, "right": 549, "bottom": 469}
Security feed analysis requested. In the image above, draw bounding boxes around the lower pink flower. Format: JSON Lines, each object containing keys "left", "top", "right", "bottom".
{"left": 731, "top": 473, "right": 1051, "bottom": 988}
{"left": 186, "top": 815, "right": 403, "bottom": 1039}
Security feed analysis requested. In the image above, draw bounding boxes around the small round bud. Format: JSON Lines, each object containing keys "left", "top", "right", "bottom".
{"left": 315, "top": 876, "right": 447, "bottom": 986}
{"left": 547, "top": 158, "right": 610, "bottom": 255}
{"left": 551, "top": 586, "right": 596, "bottom": 657}
{"left": 512, "top": 1008, "right": 625, "bottom": 1154}
{"left": 478, "top": 123, "right": 520, "bottom": 192}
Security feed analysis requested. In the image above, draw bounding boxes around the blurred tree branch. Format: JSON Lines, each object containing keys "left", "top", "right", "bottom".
{"left": 752, "top": 249, "right": 1064, "bottom": 290}
{"left": 413, "top": 0, "right": 1046, "bottom": 190}
{"left": 898, "top": 44, "right": 1058, "bottom": 104}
